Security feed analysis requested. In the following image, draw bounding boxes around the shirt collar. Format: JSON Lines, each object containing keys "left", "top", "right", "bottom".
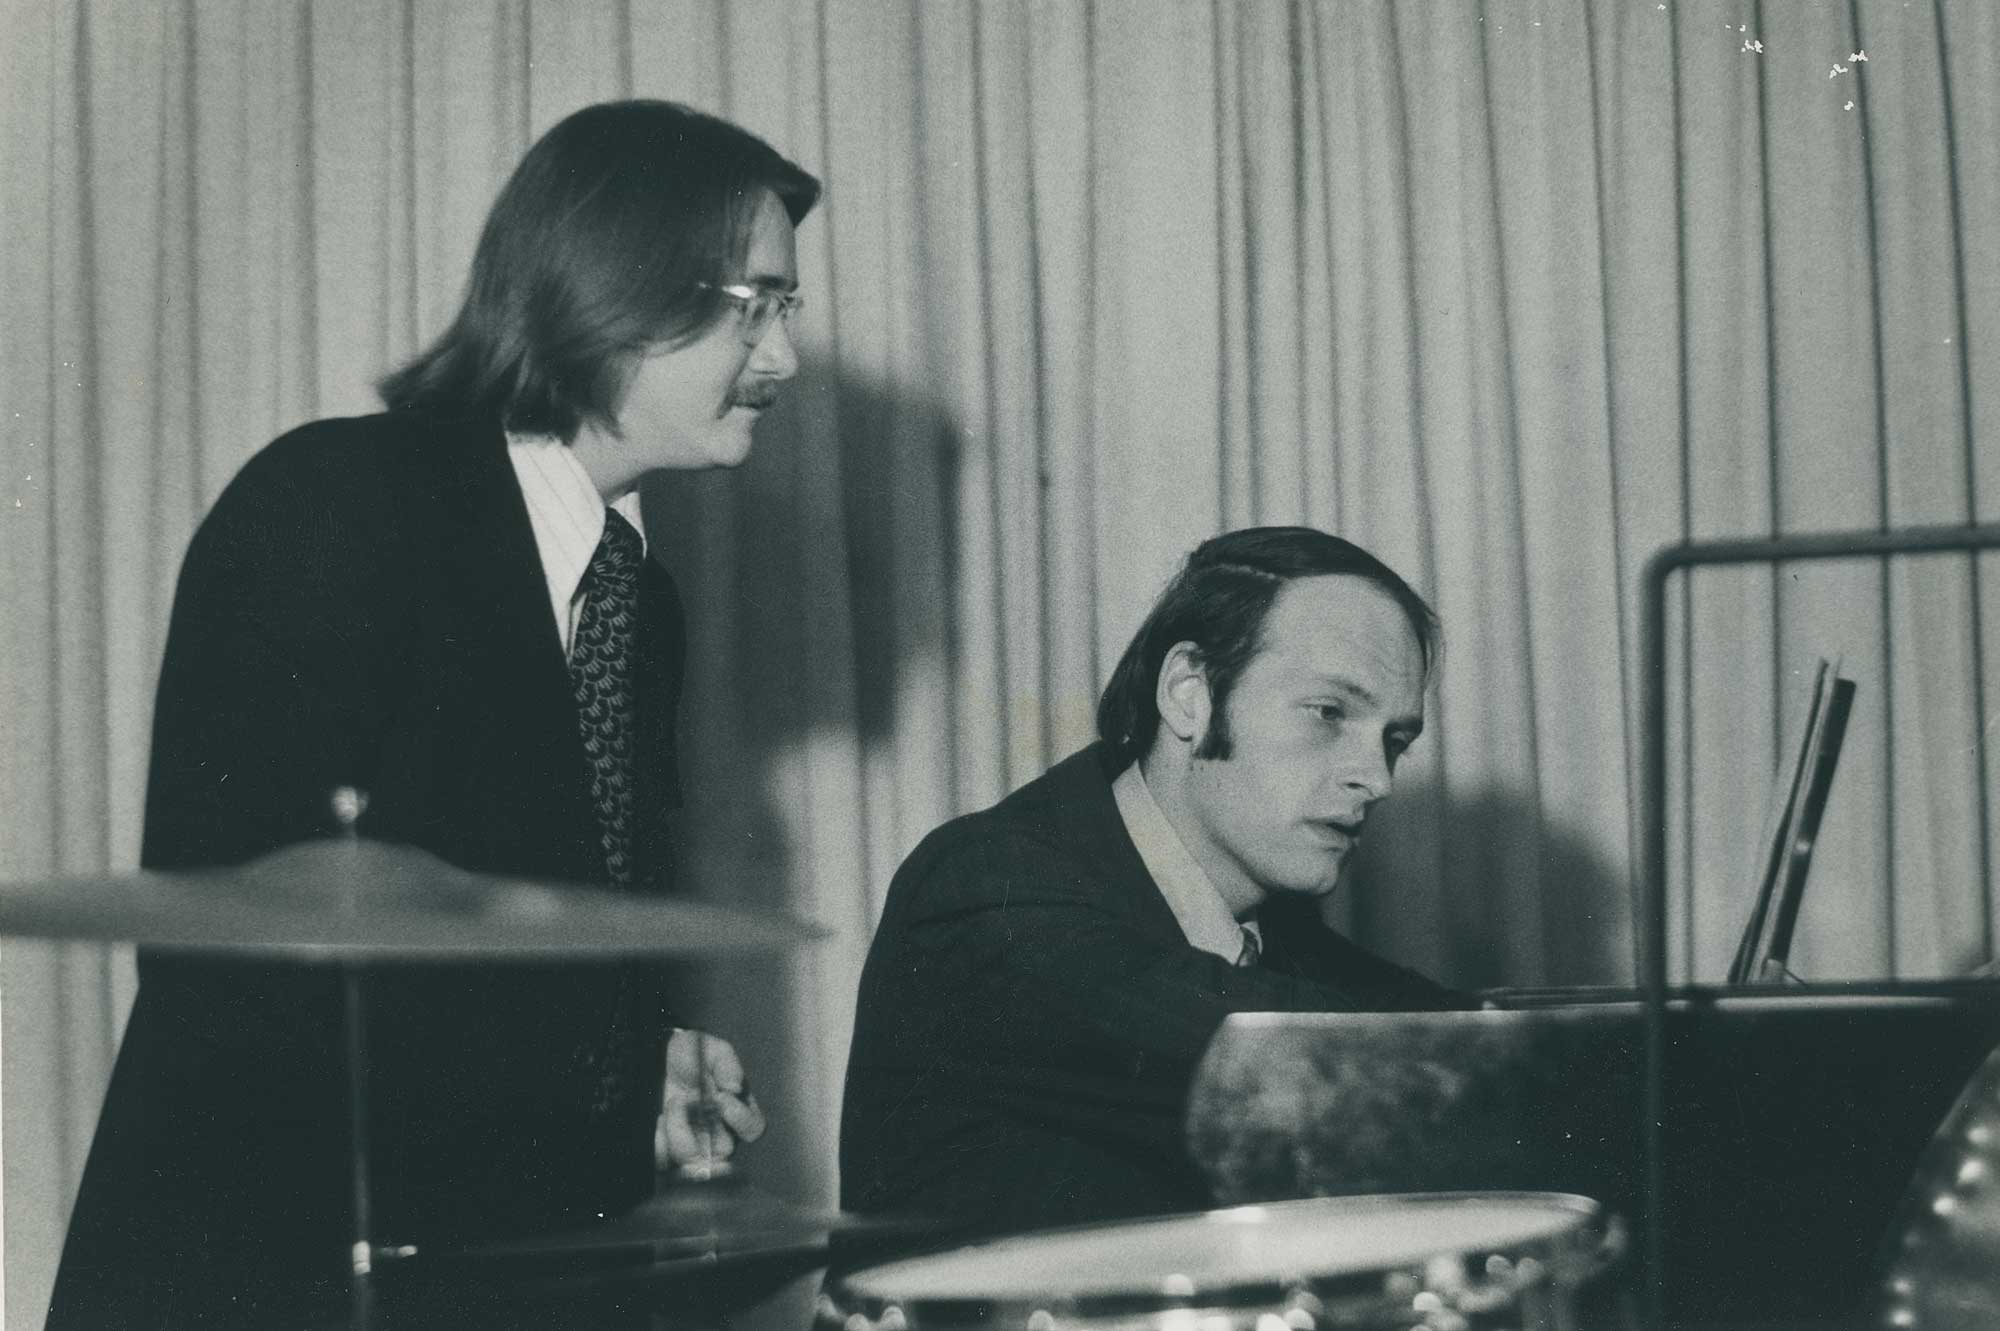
{"left": 504, "top": 432, "right": 647, "bottom": 613}
{"left": 1112, "top": 759, "right": 1259, "bottom": 962}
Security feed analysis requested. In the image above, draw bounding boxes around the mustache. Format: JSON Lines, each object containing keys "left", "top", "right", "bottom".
{"left": 730, "top": 381, "right": 782, "bottom": 410}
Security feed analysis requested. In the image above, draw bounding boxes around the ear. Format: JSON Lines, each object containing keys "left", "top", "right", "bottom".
{"left": 1155, "top": 641, "right": 1213, "bottom": 748}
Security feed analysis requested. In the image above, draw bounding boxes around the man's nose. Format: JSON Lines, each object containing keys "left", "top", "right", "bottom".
{"left": 748, "top": 313, "right": 800, "bottom": 380}
{"left": 1338, "top": 742, "right": 1394, "bottom": 805}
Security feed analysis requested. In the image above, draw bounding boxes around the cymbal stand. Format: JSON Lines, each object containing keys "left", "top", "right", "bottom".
{"left": 331, "top": 786, "right": 382, "bottom": 1331}
{"left": 343, "top": 961, "right": 378, "bottom": 1331}
{"left": 338, "top": 963, "right": 415, "bottom": 1328}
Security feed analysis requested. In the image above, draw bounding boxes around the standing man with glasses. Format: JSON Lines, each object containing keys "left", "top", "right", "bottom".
{"left": 48, "top": 100, "right": 817, "bottom": 1330}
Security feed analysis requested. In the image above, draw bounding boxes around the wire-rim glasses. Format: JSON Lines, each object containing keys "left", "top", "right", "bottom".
{"left": 697, "top": 281, "right": 804, "bottom": 347}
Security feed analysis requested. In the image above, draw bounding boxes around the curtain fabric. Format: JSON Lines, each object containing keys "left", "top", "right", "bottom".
{"left": 4, "top": 1, "right": 1996, "bottom": 1325}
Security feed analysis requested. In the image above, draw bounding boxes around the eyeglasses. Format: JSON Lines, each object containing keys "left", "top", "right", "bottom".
{"left": 698, "top": 281, "right": 805, "bottom": 347}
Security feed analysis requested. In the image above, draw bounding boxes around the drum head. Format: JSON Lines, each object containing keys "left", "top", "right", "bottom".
{"left": 828, "top": 1192, "right": 1621, "bottom": 1331}
{"left": 844, "top": 1193, "right": 1590, "bottom": 1301}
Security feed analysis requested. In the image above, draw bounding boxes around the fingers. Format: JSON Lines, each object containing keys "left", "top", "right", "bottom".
{"left": 666, "top": 1028, "right": 745, "bottom": 1088}
{"left": 662, "top": 1028, "right": 701, "bottom": 1092}
{"left": 657, "top": 1094, "right": 731, "bottom": 1169}
{"left": 658, "top": 1109, "right": 737, "bottom": 1177}
{"left": 710, "top": 1087, "right": 765, "bottom": 1144}
{"left": 657, "top": 1030, "right": 764, "bottom": 1173}
{"left": 660, "top": 1089, "right": 760, "bottom": 1158}
{"left": 694, "top": 1034, "right": 748, "bottom": 1096}
{"left": 656, "top": 1099, "right": 702, "bottom": 1170}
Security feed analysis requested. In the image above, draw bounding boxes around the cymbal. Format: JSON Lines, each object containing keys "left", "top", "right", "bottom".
{"left": 393, "top": 1242, "right": 844, "bottom": 1321}
{"left": 0, "top": 838, "right": 824, "bottom": 961}
{"left": 455, "top": 1174, "right": 930, "bottom": 1260}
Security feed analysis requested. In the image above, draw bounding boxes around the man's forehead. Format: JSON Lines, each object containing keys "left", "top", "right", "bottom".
{"left": 1257, "top": 575, "right": 1426, "bottom": 694}
{"left": 740, "top": 192, "right": 799, "bottom": 287}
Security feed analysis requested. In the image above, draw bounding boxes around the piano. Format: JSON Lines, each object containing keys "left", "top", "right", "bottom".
{"left": 1186, "top": 982, "right": 2000, "bottom": 1329}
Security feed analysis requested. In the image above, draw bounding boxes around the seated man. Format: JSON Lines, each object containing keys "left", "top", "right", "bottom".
{"left": 840, "top": 526, "right": 1470, "bottom": 1242}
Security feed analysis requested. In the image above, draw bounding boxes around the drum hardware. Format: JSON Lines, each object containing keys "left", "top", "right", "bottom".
{"left": 433, "top": 1233, "right": 852, "bottom": 1324}
{"left": 451, "top": 1169, "right": 922, "bottom": 1261}
{"left": 341, "top": 950, "right": 378, "bottom": 1330}
{"left": 412, "top": 1171, "right": 943, "bottom": 1326}
{"left": 821, "top": 1193, "right": 1630, "bottom": 1331}
{"left": 1878, "top": 1042, "right": 2000, "bottom": 1330}
{"left": 0, "top": 786, "right": 825, "bottom": 1331}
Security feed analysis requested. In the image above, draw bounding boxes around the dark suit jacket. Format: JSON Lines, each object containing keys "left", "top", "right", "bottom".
{"left": 839, "top": 743, "right": 1464, "bottom": 1247}
{"left": 48, "top": 412, "right": 687, "bottom": 1329}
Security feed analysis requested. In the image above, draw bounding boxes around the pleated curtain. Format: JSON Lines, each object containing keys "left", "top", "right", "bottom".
{"left": 4, "top": 2, "right": 1996, "bottom": 1325}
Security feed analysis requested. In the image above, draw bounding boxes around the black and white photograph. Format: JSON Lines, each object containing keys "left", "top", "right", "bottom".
{"left": 2, "top": 2, "right": 1997, "bottom": 1328}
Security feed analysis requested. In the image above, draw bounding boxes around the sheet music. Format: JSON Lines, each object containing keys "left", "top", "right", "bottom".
{"left": 1728, "top": 658, "right": 1856, "bottom": 984}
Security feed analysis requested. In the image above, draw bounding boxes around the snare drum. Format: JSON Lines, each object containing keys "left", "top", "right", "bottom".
{"left": 822, "top": 1193, "right": 1628, "bottom": 1331}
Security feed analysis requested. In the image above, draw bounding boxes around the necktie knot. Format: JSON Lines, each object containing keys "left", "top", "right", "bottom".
{"left": 1235, "top": 925, "right": 1261, "bottom": 969}
{"left": 584, "top": 509, "right": 643, "bottom": 598}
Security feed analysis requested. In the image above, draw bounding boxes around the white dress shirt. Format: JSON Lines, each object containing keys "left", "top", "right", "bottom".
{"left": 504, "top": 433, "right": 647, "bottom": 656}
{"left": 1111, "top": 760, "right": 1261, "bottom": 963}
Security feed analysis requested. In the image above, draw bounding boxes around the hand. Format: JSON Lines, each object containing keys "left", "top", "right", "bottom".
{"left": 657, "top": 1028, "right": 766, "bottom": 1179}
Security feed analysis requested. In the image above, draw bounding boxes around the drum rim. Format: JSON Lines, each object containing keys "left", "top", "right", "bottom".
{"left": 833, "top": 1190, "right": 1607, "bottom": 1319}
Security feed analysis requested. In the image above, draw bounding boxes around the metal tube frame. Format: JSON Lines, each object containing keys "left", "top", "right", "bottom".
{"left": 1636, "top": 520, "right": 2000, "bottom": 1325}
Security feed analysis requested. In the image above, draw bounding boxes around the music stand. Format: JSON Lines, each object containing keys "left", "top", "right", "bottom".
{"left": 1637, "top": 519, "right": 2000, "bottom": 1325}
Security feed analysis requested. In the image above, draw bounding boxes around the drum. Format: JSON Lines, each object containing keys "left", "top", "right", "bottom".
{"left": 821, "top": 1192, "right": 1629, "bottom": 1331}
{"left": 1878, "top": 1043, "right": 2000, "bottom": 1330}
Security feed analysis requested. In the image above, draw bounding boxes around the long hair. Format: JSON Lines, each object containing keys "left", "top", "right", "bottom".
{"left": 1094, "top": 527, "right": 1441, "bottom": 766}
{"left": 379, "top": 100, "right": 820, "bottom": 439}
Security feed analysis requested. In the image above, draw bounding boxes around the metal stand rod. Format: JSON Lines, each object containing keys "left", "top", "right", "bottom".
{"left": 342, "top": 964, "right": 376, "bottom": 1331}
{"left": 1637, "top": 520, "right": 2000, "bottom": 1329}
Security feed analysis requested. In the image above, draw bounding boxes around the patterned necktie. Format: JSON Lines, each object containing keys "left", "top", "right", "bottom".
{"left": 1235, "top": 926, "right": 1262, "bottom": 969}
{"left": 569, "top": 510, "right": 644, "bottom": 1117}
{"left": 570, "top": 510, "right": 643, "bottom": 888}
